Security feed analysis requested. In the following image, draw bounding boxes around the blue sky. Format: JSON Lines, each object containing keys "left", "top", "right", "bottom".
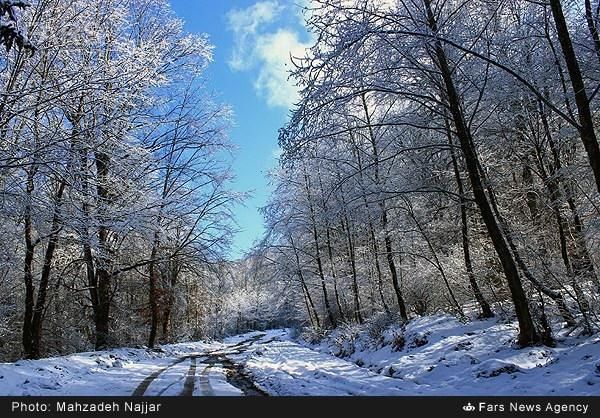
{"left": 169, "top": 1, "right": 311, "bottom": 259}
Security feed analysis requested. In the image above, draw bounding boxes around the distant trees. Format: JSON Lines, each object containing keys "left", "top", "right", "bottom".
{"left": 262, "top": 0, "right": 599, "bottom": 346}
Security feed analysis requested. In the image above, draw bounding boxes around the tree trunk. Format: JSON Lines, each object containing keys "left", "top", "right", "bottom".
{"left": 316, "top": 162, "right": 346, "bottom": 321}
{"left": 549, "top": 0, "right": 600, "bottom": 194}
{"left": 304, "top": 172, "right": 336, "bottom": 326}
{"left": 77, "top": 132, "right": 99, "bottom": 338}
{"left": 446, "top": 121, "right": 493, "bottom": 318}
{"left": 370, "top": 228, "right": 390, "bottom": 314}
{"left": 94, "top": 151, "right": 113, "bottom": 350}
{"left": 161, "top": 260, "right": 178, "bottom": 342}
{"left": 382, "top": 209, "right": 408, "bottom": 321}
{"left": 341, "top": 215, "right": 363, "bottom": 324}
{"left": 290, "top": 235, "right": 320, "bottom": 328}
{"left": 30, "top": 179, "right": 66, "bottom": 358}
{"left": 335, "top": 177, "right": 363, "bottom": 324}
{"left": 148, "top": 231, "right": 160, "bottom": 348}
{"left": 94, "top": 267, "right": 111, "bottom": 350}
{"left": 325, "top": 226, "right": 346, "bottom": 321}
{"left": 22, "top": 167, "right": 36, "bottom": 359}
{"left": 423, "top": 0, "right": 538, "bottom": 346}
{"left": 522, "top": 155, "right": 540, "bottom": 222}
{"left": 584, "top": 0, "right": 600, "bottom": 64}
{"left": 359, "top": 93, "right": 408, "bottom": 320}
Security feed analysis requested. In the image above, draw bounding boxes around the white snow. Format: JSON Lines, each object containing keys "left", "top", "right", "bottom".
{"left": 234, "top": 339, "right": 418, "bottom": 395}
{"left": 304, "top": 314, "right": 600, "bottom": 395}
{"left": 0, "top": 341, "right": 227, "bottom": 396}
{"left": 1, "top": 315, "right": 598, "bottom": 396}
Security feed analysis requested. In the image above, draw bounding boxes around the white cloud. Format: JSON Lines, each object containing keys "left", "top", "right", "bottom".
{"left": 227, "top": 1, "right": 283, "bottom": 70}
{"left": 228, "top": 0, "right": 282, "bottom": 34}
{"left": 254, "top": 29, "right": 307, "bottom": 108}
{"left": 226, "top": 1, "right": 310, "bottom": 109}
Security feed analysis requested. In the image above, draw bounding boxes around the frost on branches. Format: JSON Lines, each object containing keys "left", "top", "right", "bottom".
{"left": 0, "top": 0, "right": 234, "bottom": 360}
{"left": 0, "top": 0, "right": 34, "bottom": 53}
{"left": 261, "top": 0, "right": 600, "bottom": 349}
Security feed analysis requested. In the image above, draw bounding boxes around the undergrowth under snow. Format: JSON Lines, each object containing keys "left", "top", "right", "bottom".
{"left": 300, "top": 314, "right": 600, "bottom": 395}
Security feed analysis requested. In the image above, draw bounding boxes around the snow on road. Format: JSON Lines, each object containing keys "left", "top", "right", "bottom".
{"left": 230, "top": 332, "right": 420, "bottom": 395}
{"left": 0, "top": 342, "right": 238, "bottom": 396}
{"left": 142, "top": 357, "right": 195, "bottom": 396}
{"left": 0, "top": 329, "right": 423, "bottom": 396}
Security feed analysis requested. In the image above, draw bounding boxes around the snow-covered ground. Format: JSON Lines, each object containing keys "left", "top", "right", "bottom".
{"left": 1, "top": 315, "right": 598, "bottom": 396}
{"left": 301, "top": 314, "right": 600, "bottom": 395}
{"left": 0, "top": 341, "right": 227, "bottom": 396}
{"left": 227, "top": 330, "right": 418, "bottom": 395}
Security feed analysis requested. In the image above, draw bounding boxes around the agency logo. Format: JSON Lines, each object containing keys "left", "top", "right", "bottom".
{"left": 463, "top": 403, "right": 476, "bottom": 412}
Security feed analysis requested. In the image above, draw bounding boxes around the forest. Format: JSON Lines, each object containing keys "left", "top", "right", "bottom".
{"left": 261, "top": 0, "right": 600, "bottom": 347}
{"left": 0, "top": 0, "right": 239, "bottom": 360}
{"left": 0, "top": 0, "right": 599, "bottom": 385}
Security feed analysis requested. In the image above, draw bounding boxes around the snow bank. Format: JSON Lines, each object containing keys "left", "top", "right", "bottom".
{"left": 303, "top": 314, "right": 600, "bottom": 395}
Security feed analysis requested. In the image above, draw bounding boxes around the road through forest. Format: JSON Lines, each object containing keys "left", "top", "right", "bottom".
{"left": 3, "top": 320, "right": 597, "bottom": 397}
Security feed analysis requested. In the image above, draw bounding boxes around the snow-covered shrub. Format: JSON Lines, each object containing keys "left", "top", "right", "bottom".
{"left": 390, "top": 332, "right": 406, "bottom": 352}
{"left": 475, "top": 360, "right": 522, "bottom": 378}
{"left": 364, "top": 313, "right": 395, "bottom": 347}
{"left": 329, "top": 322, "right": 362, "bottom": 357}
{"left": 406, "top": 272, "right": 437, "bottom": 316}
{"left": 299, "top": 326, "right": 329, "bottom": 345}
{"left": 406, "top": 330, "right": 430, "bottom": 349}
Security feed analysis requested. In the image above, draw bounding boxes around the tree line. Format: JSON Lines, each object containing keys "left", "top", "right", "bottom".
{"left": 0, "top": 0, "right": 235, "bottom": 360}
{"left": 260, "top": 0, "right": 600, "bottom": 346}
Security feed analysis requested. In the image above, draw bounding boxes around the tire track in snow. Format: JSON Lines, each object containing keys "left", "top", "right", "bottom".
{"left": 180, "top": 357, "right": 197, "bottom": 396}
{"left": 132, "top": 357, "right": 188, "bottom": 396}
{"left": 198, "top": 364, "right": 215, "bottom": 396}
{"left": 132, "top": 334, "right": 267, "bottom": 396}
